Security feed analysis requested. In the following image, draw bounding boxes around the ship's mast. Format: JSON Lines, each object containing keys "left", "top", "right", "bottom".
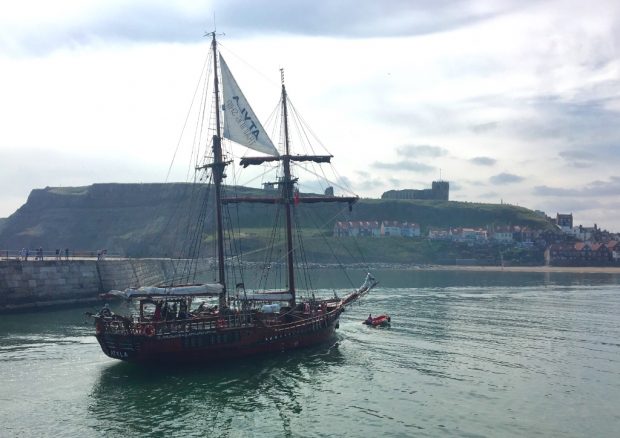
{"left": 280, "top": 69, "right": 296, "bottom": 306}
{"left": 210, "top": 32, "right": 227, "bottom": 308}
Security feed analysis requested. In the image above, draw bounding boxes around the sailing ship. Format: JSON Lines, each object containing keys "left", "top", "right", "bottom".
{"left": 92, "top": 33, "right": 377, "bottom": 363}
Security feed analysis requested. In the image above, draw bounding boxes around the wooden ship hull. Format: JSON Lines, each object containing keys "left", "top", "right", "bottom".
{"left": 95, "top": 306, "right": 343, "bottom": 364}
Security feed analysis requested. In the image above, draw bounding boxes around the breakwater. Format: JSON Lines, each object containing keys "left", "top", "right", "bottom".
{"left": 0, "top": 259, "right": 181, "bottom": 312}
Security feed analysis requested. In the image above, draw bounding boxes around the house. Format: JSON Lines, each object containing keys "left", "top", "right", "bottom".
{"left": 381, "top": 221, "right": 401, "bottom": 236}
{"left": 546, "top": 241, "right": 618, "bottom": 266}
{"left": 359, "top": 221, "right": 381, "bottom": 237}
{"left": 608, "top": 241, "right": 620, "bottom": 260}
{"left": 512, "top": 226, "right": 539, "bottom": 243}
{"left": 452, "top": 227, "right": 487, "bottom": 243}
{"left": 400, "top": 222, "right": 421, "bottom": 237}
{"left": 333, "top": 221, "right": 380, "bottom": 237}
{"left": 428, "top": 228, "right": 451, "bottom": 240}
{"left": 556, "top": 213, "right": 573, "bottom": 231}
{"left": 491, "top": 226, "right": 514, "bottom": 243}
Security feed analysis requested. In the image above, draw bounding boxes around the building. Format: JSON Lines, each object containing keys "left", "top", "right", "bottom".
{"left": 491, "top": 226, "right": 514, "bottom": 243}
{"left": 381, "top": 221, "right": 401, "bottom": 236}
{"left": 381, "top": 180, "right": 449, "bottom": 201}
{"left": 452, "top": 227, "right": 488, "bottom": 243}
{"left": 334, "top": 221, "right": 420, "bottom": 237}
{"left": 378, "top": 221, "right": 421, "bottom": 237}
{"left": 556, "top": 213, "right": 573, "bottom": 231}
{"left": 545, "top": 241, "right": 619, "bottom": 266}
{"left": 333, "top": 221, "right": 380, "bottom": 237}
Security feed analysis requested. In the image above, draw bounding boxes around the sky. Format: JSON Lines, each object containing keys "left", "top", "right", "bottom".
{"left": 1, "top": 0, "right": 619, "bottom": 231}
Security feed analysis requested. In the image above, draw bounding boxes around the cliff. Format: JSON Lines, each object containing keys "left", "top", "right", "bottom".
{"left": 0, "top": 183, "right": 555, "bottom": 259}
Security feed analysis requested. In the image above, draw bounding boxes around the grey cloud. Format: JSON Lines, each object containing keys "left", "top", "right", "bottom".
{"left": 1, "top": 0, "right": 528, "bottom": 56}
{"left": 355, "top": 177, "right": 386, "bottom": 191}
{"left": 396, "top": 144, "right": 448, "bottom": 158}
{"left": 534, "top": 177, "right": 620, "bottom": 197}
{"left": 558, "top": 150, "right": 597, "bottom": 168}
{"left": 532, "top": 186, "right": 580, "bottom": 197}
{"left": 559, "top": 150, "right": 595, "bottom": 160}
{"left": 489, "top": 173, "right": 524, "bottom": 184}
{"left": 479, "top": 191, "right": 500, "bottom": 199}
{"left": 373, "top": 160, "right": 434, "bottom": 173}
{"left": 470, "top": 121, "right": 499, "bottom": 133}
{"left": 449, "top": 181, "right": 462, "bottom": 191}
{"left": 470, "top": 156, "right": 496, "bottom": 166}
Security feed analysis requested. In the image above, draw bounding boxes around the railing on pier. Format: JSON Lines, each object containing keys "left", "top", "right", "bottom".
{"left": 0, "top": 249, "right": 123, "bottom": 261}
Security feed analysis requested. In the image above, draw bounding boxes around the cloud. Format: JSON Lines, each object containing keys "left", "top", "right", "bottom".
{"left": 470, "top": 121, "right": 499, "bottom": 133}
{"left": 373, "top": 160, "right": 434, "bottom": 173}
{"left": 396, "top": 144, "right": 448, "bottom": 158}
{"left": 1, "top": 0, "right": 523, "bottom": 55}
{"left": 489, "top": 172, "right": 524, "bottom": 184}
{"left": 479, "top": 191, "right": 499, "bottom": 199}
{"left": 534, "top": 177, "right": 620, "bottom": 197}
{"left": 558, "top": 150, "right": 597, "bottom": 168}
{"left": 470, "top": 156, "right": 496, "bottom": 166}
{"left": 449, "top": 181, "right": 462, "bottom": 191}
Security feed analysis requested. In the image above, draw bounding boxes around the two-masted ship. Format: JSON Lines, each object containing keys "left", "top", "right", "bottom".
{"left": 92, "top": 33, "right": 377, "bottom": 363}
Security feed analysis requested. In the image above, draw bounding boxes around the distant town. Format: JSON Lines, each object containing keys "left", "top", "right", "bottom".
{"left": 334, "top": 213, "right": 620, "bottom": 267}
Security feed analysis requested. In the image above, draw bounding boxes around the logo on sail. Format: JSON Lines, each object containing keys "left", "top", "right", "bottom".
{"left": 226, "top": 95, "right": 261, "bottom": 146}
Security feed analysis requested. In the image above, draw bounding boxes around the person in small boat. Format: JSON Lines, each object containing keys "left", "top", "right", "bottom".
{"left": 366, "top": 314, "right": 373, "bottom": 324}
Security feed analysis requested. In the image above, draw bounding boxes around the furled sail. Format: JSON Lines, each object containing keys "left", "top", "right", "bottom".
{"left": 103, "top": 283, "right": 224, "bottom": 299}
{"left": 219, "top": 54, "right": 279, "bottom": 156}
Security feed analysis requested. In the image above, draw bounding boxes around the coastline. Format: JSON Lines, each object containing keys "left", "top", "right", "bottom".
{"left": 396, "top": 265, "right": 620, "bottom": 274}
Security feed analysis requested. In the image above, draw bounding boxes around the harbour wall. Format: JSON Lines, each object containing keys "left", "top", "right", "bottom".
{"left": 0, "top": 259, "right": 183, "bottom": 312}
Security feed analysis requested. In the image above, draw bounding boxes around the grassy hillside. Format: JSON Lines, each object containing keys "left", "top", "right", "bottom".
{"left": 0, "top": 183, "right": 556, "bottom": 259}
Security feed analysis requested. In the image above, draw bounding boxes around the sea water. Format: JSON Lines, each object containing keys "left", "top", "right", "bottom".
{"left": 1, "top": 269, "right": 619, "bottom": 437}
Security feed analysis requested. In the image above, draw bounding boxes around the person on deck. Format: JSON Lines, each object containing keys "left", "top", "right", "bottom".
{"left": 100, "top": 304, "right": 112, "bottom": 317}
{"left": 178, "top": 300, "right": 188, "bottom": 319}
{"left": 153, "top": 301, "right": 162, "bottom": 321}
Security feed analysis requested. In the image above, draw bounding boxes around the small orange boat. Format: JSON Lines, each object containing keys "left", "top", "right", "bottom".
{"left": 363, "top": 314, "right": 391, "bottom": 327}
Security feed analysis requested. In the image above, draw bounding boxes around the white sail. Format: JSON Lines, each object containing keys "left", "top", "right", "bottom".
{"left": 219, "top": 54, "right": 279, "bottom": 156}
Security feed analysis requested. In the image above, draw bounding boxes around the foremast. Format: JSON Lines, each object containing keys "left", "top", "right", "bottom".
{"left": 204, "top": 32, "right": 227, "bottom": 308}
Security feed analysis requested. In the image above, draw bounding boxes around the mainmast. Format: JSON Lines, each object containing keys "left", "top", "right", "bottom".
{"left": 210, "top": 32, "right": 227, "bottom": 308}
{"left": 220, "top": 66, "right": 359, "bottom": 307}
{"left": 280, "top": 69, "right": 296, "bottom": 306}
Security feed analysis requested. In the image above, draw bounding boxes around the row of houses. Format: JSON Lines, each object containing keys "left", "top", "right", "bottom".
{"left": 333, "top": 222, "right": 539, "bottom": 242}
{"left": 428, "top": 226, "right": 540, "bottom": 243}
{"left": 545, "top": 241, "right": 620, "bottom": 265}
{"left": 333, "top": 221, "right": 420, "bottom": 237}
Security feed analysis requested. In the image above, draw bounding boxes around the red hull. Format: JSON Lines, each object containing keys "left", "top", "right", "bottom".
{"left": 95, "top": 310, "right": 341, "bottom": 364}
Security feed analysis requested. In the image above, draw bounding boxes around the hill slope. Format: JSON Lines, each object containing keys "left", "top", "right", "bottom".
{"left": 0, "top": 183, "right": 555, "bottom": 259}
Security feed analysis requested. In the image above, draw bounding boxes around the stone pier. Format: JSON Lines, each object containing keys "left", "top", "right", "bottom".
{"left": 0, "top": 258, "right": 189, "bottom": 312}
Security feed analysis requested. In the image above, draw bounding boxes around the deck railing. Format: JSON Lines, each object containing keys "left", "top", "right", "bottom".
{"left": 100, "top": 307, "right": 340, "bottom": 337}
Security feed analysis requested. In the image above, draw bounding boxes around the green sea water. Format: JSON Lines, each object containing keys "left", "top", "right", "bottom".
{"left": 1, "top": 269, "right": 619, "bottom": 437}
